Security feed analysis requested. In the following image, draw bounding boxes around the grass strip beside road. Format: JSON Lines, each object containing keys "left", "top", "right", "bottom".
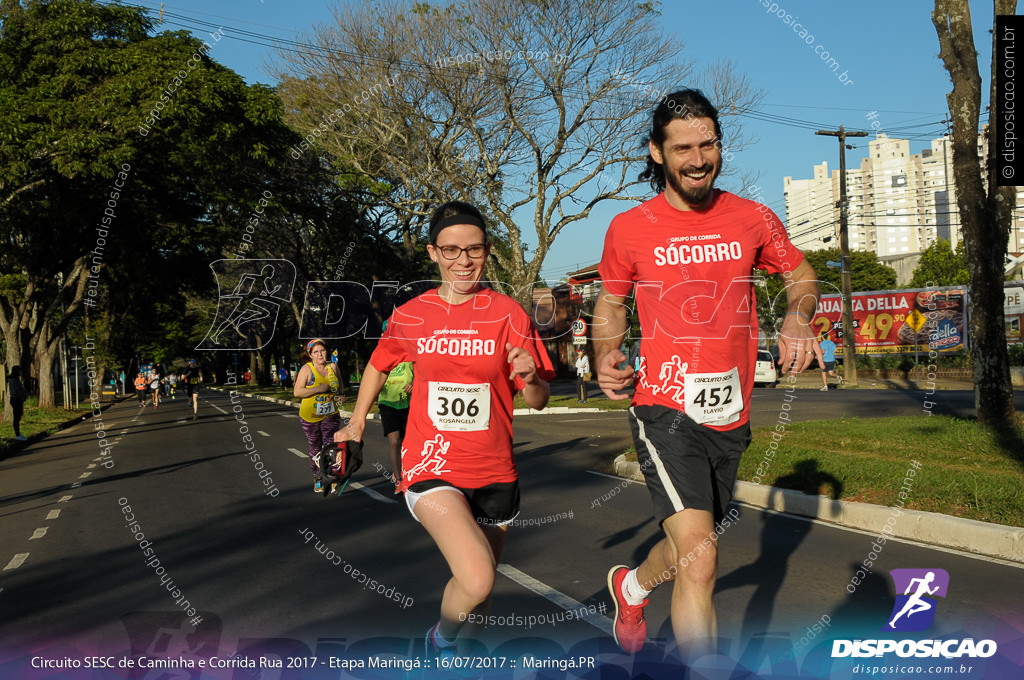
{"left": 0, "top": 399, "right": 90, "bottom": 456}
{"left": 624, "top": 415, "right": 1024, "bottom": 529}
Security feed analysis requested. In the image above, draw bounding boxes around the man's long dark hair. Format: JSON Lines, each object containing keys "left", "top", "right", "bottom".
{"left": 639, "top": 89, "right": 723, "bottom": 194}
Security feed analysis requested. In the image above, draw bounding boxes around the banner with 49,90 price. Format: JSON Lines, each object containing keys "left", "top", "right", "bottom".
{"left": 810, "top": 286, "right": 966, "bottom": 356}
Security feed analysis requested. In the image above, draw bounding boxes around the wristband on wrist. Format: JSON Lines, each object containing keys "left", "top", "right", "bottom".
{"left": 787, "top": 311, "right": 811, "bottom": 322}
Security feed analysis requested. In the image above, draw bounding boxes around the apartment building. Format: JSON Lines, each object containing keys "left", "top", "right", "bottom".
{"left": 784, "top": 132, "right": 1024, "bottom": 257}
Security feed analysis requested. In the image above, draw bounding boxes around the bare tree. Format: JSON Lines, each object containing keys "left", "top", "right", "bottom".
{"left": 273, "top": 0, "right": 762, "bottom": 307}
{"left": 932, "top": 0, "right": 1017, "bottom": 429}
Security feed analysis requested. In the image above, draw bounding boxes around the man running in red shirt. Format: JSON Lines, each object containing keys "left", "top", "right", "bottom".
{"left": 594, "top": 89, "right": 820, "bottom": 662}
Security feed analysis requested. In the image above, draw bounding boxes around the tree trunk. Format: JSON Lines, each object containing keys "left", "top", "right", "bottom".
{"left": 933, "top": 0, "right": 1017, "bottom": 429}
{"left": 35, "top": 340, "right": 59, "bottom": 409}
{"left": 975, "top": 0, "right": 1020, "bottom": 428}
{"left": 966, "top": 200, "right": 1016, "bottom": 427}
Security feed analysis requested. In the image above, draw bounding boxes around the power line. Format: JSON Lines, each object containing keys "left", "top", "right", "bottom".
{"left": 125, "top": 1, "right": 968, "bottom": 140}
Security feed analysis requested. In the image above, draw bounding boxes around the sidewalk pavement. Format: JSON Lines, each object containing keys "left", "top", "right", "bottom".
{"left": 759, "top": 371, "right": 976, "bottom": 391}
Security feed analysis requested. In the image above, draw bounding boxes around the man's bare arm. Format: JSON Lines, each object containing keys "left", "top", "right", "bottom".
{"left": 778, "top": 259, "right": 820, "bottom": 374}
{"left": 592, "top": 286, "right": 634, "bottom": 400}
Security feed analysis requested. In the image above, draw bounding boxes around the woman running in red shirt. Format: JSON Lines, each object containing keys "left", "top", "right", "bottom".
{"left": 337, "top": 200, "right": 554, "bottom": 656}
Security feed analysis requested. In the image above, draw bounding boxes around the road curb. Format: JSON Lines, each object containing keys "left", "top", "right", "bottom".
{"left": 513, "top": 406, "right": 611, "bottom": 415}
{"left": 613, "top": 454, "right": 1024, "bottom": 565}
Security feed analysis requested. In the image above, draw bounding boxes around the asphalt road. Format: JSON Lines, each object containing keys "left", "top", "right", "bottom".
{"left": 1, "top": 389, "right": 1021, "bottom": 679}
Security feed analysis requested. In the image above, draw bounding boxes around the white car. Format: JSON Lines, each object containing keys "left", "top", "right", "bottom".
{"left": 754, "top": 349, "right": 778, "bottom": 388}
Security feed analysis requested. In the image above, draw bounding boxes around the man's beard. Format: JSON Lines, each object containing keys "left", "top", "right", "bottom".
{"left": 665, "top": 165, "right": 718, "bottom": 208}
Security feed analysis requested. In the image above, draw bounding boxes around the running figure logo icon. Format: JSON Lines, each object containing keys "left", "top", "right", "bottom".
{"left": 197, "top": 259, "right": 296, "bottom": 350}
{"left": 883, "top": 568, "right": 949, "bottom": 632}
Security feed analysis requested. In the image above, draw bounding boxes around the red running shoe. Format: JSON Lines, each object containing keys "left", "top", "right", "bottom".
{"left": 608, "top": 565, "right": 647, "bottom": 654}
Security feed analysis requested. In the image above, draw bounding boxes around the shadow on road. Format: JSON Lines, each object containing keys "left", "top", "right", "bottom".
{"left": 717, "top": 504, "right": 811, "bottom": 650}
{"left": 717, "top": 459, "right": 843, "bottom": 658}
{"left": 0, "top": 451, "right": 245, "bottom": 510}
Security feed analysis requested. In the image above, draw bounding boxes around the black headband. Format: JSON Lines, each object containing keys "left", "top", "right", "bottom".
{"left": 430, "top": 213, "right": 487, "bottom": 243}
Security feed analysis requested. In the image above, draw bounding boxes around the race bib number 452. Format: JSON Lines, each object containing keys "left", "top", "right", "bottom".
{"left": 684, "top": 368, "right": 742, "bottom": 426}
{"left": 428, "top": 382, "right": 490, "bottom": 431}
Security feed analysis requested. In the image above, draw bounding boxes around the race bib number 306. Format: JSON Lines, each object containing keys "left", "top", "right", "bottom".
{"left": 684, "top": 368, "right": 742, "bottom": 426}
{"left": 428, "top": 382, "right": 491, "bottom": 431}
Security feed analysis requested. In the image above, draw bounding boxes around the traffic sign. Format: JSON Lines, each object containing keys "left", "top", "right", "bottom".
{"left": 572, "top": 319, "right": 587, "bottom": 337}
{"left": 905, "top": 308, "right": 927, "bottom": 333}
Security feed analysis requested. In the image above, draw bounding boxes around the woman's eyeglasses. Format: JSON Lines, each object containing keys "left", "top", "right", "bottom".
{"left": 435, "top": 244, "right": 487, "bottom": 260}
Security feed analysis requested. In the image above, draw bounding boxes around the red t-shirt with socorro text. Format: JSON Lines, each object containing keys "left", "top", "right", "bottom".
{"left": 599, "top": 190, "right": 805, "bottom": 430}
{"left": 369, "top": 288, "right": 556, "bottom": 489}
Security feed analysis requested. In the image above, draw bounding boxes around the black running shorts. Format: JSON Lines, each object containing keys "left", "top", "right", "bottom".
{"left": 378, "top": 403, "right": 410, "bottom": 437}
{"left": 629, "top": 404, "right": 751, "bottom": 525}
{"left": 405, "top": 478, "right": 520, "bottom": 527}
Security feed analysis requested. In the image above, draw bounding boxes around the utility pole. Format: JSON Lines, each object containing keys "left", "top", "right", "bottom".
{"left": 816, "top": 125, "right": 868, "bottom": 386}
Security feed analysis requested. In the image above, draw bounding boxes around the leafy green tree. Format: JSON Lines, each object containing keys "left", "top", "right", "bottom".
{"left": 0, "top": 0, "right": 304, "bottom": 405}
{"left": 801, "top": 249, "right": 897, "bottom": 294}
{"left": 909, "top": 238, "right": 969, "bottom": 287}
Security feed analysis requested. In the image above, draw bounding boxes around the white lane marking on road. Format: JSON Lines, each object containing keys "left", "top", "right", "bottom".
{"left": 280, "top": 413, "right": 298, "bottom": 419}
{"left": 70, "top": 483, "right": 82, "bottom": 489}
{"left": 289, "top": 448, "right": 307, "bottom": 458}
{"left": 496, "top": 564, "right": 613, "bottom": 636}
{"left": 257, "top": 431, "right": 270, "bottom": 437}
{"left": 87, "top": 463, "right": 96, "bottom": 469}
{"left": 347, "top": 482, "right": 398, "bottom": 505}
{"left": 3, "top": 554, "right": 29, "bottom": 571}
{"left": 29, "top": 528, "right": 47, "bottom": 540}
{"left": 211, "top": 403, "right": 228, "bottom": 414}
{"left": 46, "top": 510, "right": 60, "bottom": 520}
{"left": 58, "top": 496, "right": 72, "bottom": 503}
{"left": 79, "top": 472, "right": 91, "bottom": 479}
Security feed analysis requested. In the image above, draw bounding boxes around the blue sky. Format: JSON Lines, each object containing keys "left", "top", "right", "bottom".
{"left": 130, "top": 0, "right": 1008, "bottom": 282}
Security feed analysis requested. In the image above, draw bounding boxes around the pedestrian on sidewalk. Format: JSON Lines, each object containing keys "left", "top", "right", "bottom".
{"left": 575, "top": 348, "right": 591, "bottom": 403}
{"left": 6, "top": 366, "right": 29, "bottom": 441}
{"left": 819, "top": 332, "right": 843, "bottom": 390}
